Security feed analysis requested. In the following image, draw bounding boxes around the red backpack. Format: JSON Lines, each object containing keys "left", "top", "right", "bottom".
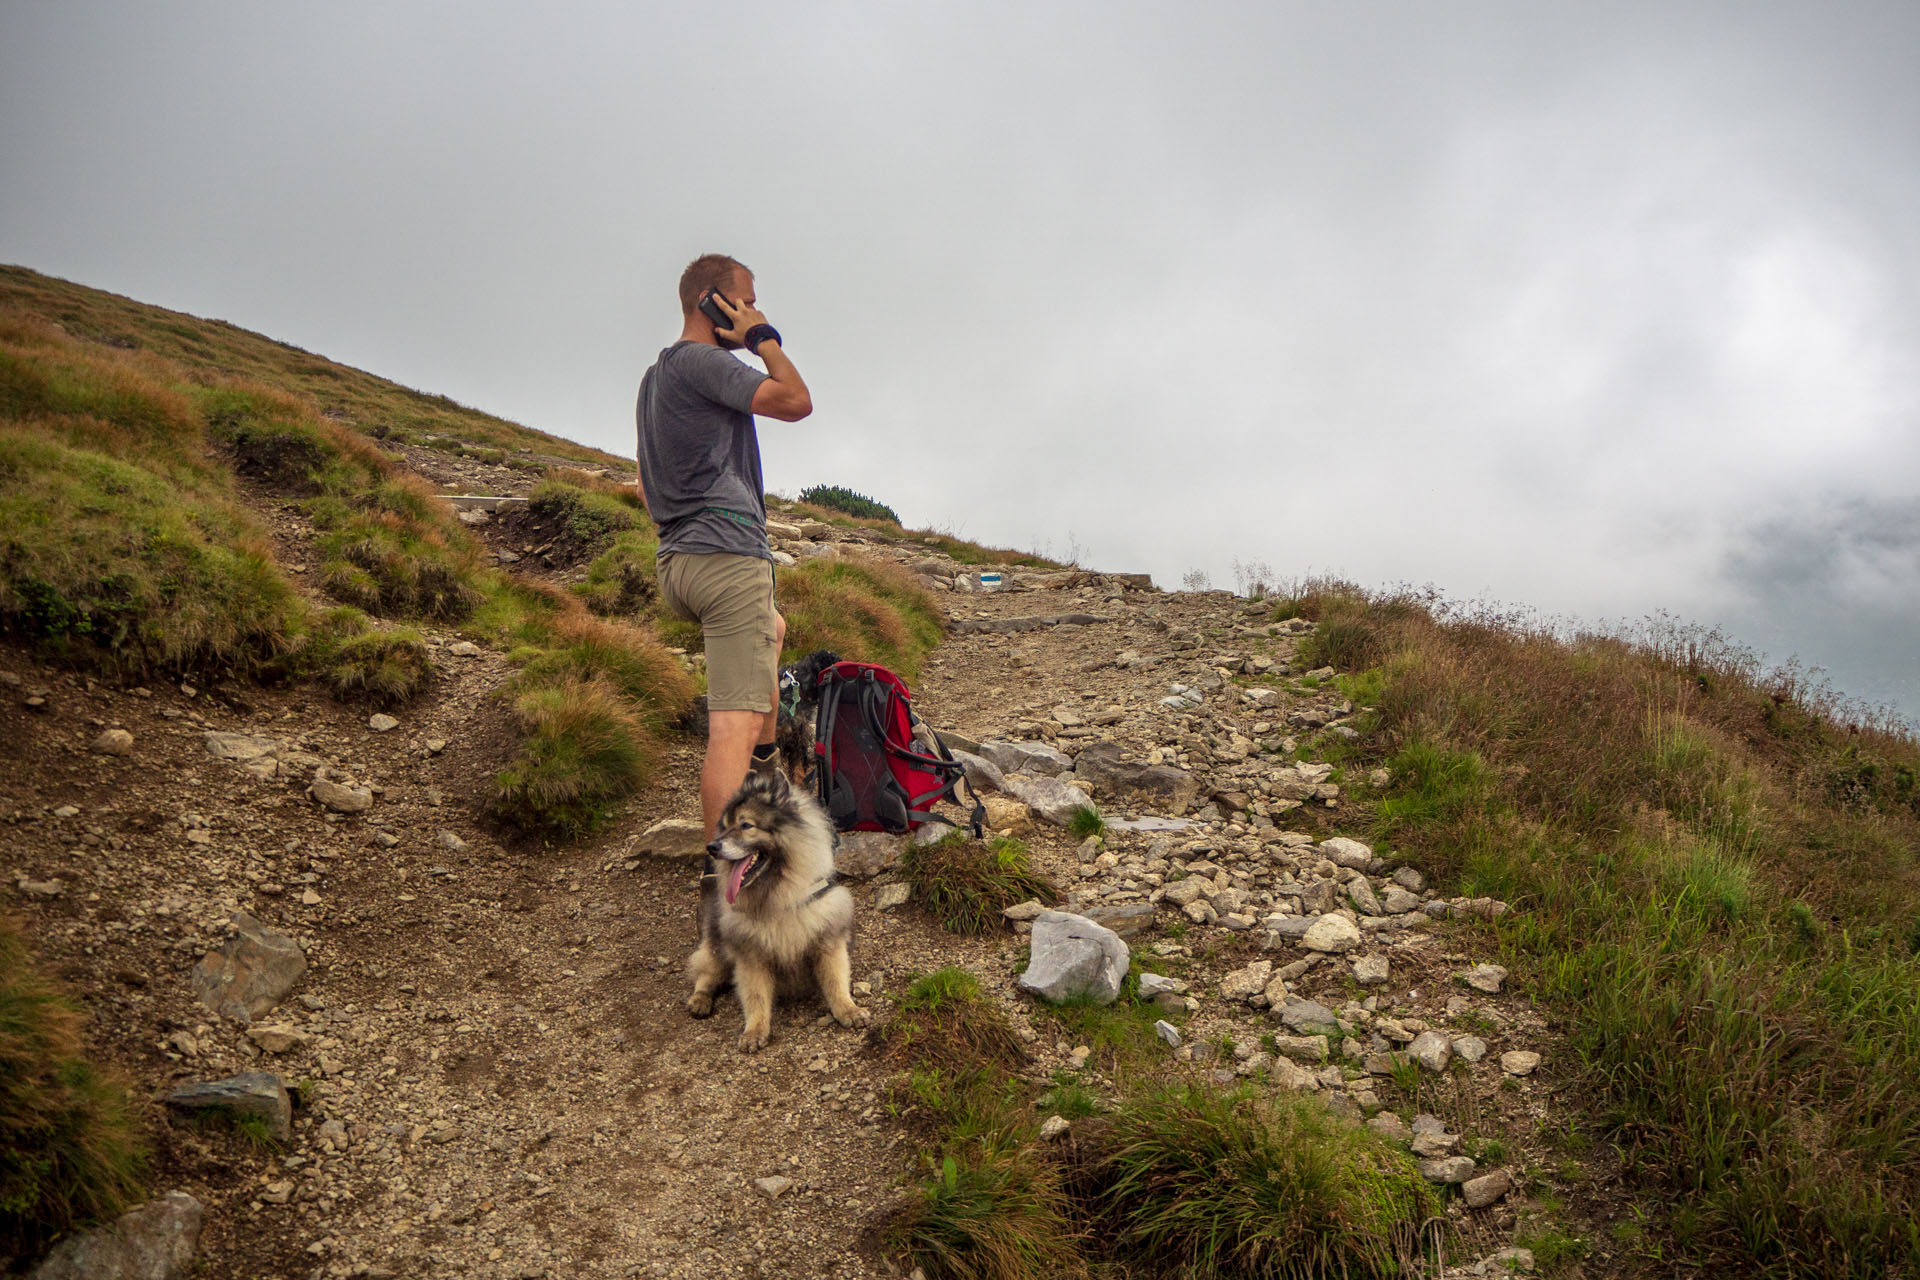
{"left": 811, "top": 661, "right": 983, "bottom": 835}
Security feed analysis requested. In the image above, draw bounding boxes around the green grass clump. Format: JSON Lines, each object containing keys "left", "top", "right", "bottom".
{"left": 491, "top": 675, "right": 651, "bottom": 836}
{"left": 900, "top": 837, "right": 1055, "bottom": 936}
{"left": 576, "top": 529, "right": 660, "bottom": 616}
{"left": 1066, "top": 806, "right": 1105, "bottom": 840}
{"left": 889, "top": 1150, "right": 1086, "bottom": 1280}
{"left": 527, "top": 477, "right": 643, "bottom": 545}
{"left": 309, "top": 611, "right": 432, "bottom": 707}
{"left": 0, "top": 920, "right": 148, "bottom": 1259}
{"left": 1072, "top": 1083, "right": 1441, "bottom": 1279}
{"left": 796, "top": 483, "right": 901, "bottom": 525}
{"left": 490, "top": 610, "right": 694, "bottom": 836}
{"left": 777, "top": 554, "right": 945, "bottom": 680}
{"left": 885, "top": 968, "right": 1029, "bottom": 1078}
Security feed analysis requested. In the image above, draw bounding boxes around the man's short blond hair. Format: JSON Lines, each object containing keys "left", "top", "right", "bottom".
{"left": 678, "top": 253, "right": 751, "bottom": 316}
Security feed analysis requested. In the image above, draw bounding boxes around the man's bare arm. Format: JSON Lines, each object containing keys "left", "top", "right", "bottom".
{"left": 747, "top": 339, "right": 811, "bottom": 422}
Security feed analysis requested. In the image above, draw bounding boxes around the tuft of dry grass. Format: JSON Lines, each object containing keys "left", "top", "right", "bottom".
{"left": 0, "top": 919, "right": 148, "bottom": 1258}
{"left": 900, "top": 836, "right": 1055, "bottom": 936}
{"left": 491, "top": 674, "right": 653, "bottom": 836}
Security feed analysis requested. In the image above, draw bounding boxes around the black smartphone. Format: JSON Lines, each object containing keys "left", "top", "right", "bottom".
{"left": 698, "top": 289, "right": 732, "bottom": 331}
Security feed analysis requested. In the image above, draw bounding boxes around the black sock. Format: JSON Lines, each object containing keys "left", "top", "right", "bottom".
{"left": 751, "top": 742, "right": 776, "bottom": 761}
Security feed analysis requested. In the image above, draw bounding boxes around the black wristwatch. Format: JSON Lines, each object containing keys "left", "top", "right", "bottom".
{"left": 742, "top": 323, "right": 781, "bottom": 352}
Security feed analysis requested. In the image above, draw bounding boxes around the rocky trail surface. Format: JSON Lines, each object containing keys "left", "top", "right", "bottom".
{"left": 5, "top": 497, "right": 1573, "bottom": 1278}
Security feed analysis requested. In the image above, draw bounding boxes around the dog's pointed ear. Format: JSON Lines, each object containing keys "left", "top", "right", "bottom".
{"left": 762, "top": 766, "right": 791, "bottom": 802}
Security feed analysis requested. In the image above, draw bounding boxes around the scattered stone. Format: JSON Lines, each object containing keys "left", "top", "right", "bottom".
{"left": 1352, "top": 954, "right": 1390, "bottom": 985}
{"left": 752, "top": 1176, "right": 794, "bottom": 1200}
{"left": 1137, "top": 973, "right": 1188, "bottom": 999}
{"left": 1083, "top": 903, "right": 1155, "bottom": 937}
{"left": 90, "top": 728, "right": 135, "bottom": 756}
{"left": 1490, "top": 1246, "right": 1536, "bottom": 1273}
{"left": 1463, "top": 1168, "right": 1514, "bottom": 1209}
{"left": 1002, "top": 773, "right": 1093, "bottom": 826}
{"left": 1301, "top": 914, "right": 1361, "bottom": 953}
{"left": 1070, "top": 741, "right": 1199, "bottom": 814}
{"left": 949, "top": 749, "right": 1006, "bottom": 793}
{"left": 1153, "top": 1020, "right": 1182, "bottom": 1047}
{"left": 1460, "top": 963, "right": 1509, "bottom": 994}
{"left": 982, "top": 796, "right": 1034, "bottom": 834}
{"left": 1318, "top": 837, "right": 1373, "bottom": 869}
{"left": 1001, "top": 899, "right": 1047, "bottom": 922}
{"left": 246, "top": 1023, "right": 308, "bottom": 1054}
{"left": 1269, "top": 1056, "right": 1320, "bottom": 1091}
{"left": 1452, "top": 1035, "right": 1489, "bottom": 1064}
{"left": 910, "top": 820, "right": 958, "bottom": 848}
{"left": 164, "top": 1072, "right": 292, "bottom": 1142}
{"left": 16, "top": 877, "right": 64, "bottom": 898}
{"left": 26, "top": 1190, "right": 204, "bottom": 1280}
{"left": 1271, "top": 1034, "right": 1330, "bottom": 1064}
{"left": 1366, "top": 1113, "right": 1410, "bottom": 1143}
{"left": 1408, "top": 1031, "right": 1453, "bottom": 1072}
{"left": 1418, "top": 1155, "right": 1478, "bottom": 1184}
{"left": 1500, "top": 1050, "right": 1541, "bottom": 1077}
{"left": 979, "top": 740, "right": 1074, "bottom": 777}
{"left": 51, "top": 805, "right": 80, "bottom": 819}
{"left": 874, "top": 882, "right": 911, "bottom": 911}
{"left": 425, "top": 739, "right": 448, "bottom": 755}
{"left": 192, "top": 912, "right": 306, "bottom": 1023}
{"left": 834, "top": 831, "right": 904, "bottom": 879}
{"left": 1219, "top": 960, "right": 1273, "bottom": 1002}
{"left": 437, "top": 831, "right": 468, "bottom": 852}
{"left": 638, "top": 818, "right": 705, "bottom": 859}
{"left": 1040, "top": 1115, "right": 1072, "bottom": 1140}
{"left": 308, "top": 778, "right": 373, "bottom": 814}
{"left": 1278, "top": 1000, "right": 1339, "bottom": 1035}
{"left": 202, "top": 731, "right": 278, "bottom": 761}
{"left": 1018, "top": 911, "right": 1130, "bottom": 1006}
{"left": 447, "top": 641, "right": 482, "bottom": 657}
{"left": 367, "top": 713, "right": 400, "bottom": 732}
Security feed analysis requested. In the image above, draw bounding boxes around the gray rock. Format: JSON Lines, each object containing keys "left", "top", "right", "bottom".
{"left": 91, "top": 729, "right": 135, "bottom": 756}
{"left": 1001, "top": 899, "right": 1048, "bottom": 922}
{"left": 1380, "top": 885, "right": 1422, "bottom": 914}
{"left": 1460, "top": 963, "right": 1509, "bottom": 994}
{"left": 1345, "top": 878, "right": 1382, "bottom": 916}
{"left": 1319, "top": 837, "right": 1373, "bottom": 869}
{"left": 1409, "top": 1031, "right": 1453, "bottom": 1072}
{"left": 1219, "top": 961, "right": 1272, "bottom": 1002}
{"left": 1301, "top": 914, "right": 1361, "bottom": 953}
{"left": 1418, "top": 1155, "right": 1478, "bottom": 1184}
{"left": 308, "top": 778, "right": 372, "bottom": 813}
{"left": 1153, "top": 1020, "right": 1182, "bottom": 1047}
{"left": 1263, "top": 914, "right": 1316, "bottom": 940}
{"left": 447, "top": 640, "right": 483, "bottom": 657}
{"left": 1462, "top": 1168, "right": 1513, "bottom": 1208}
{"left": 27, "top": 1190, "right": 204, "bottom": 1280}
{"left": 437, "top": 830, "right": 468, "bottom": 852}
{"left": 1271, "top": 1034, "right": 1329, "bottom": 1063}
{"left": 1083, "top": 902, "right": 1155, "bottom": 937}
{"left": 1161, "top": 878, "right": 1209, "bottom": 908}
{"left": 638, "top": 818, "right": 706, "bottom": 859}
{"left": 1018, "top": 911, "right": 1130, "bottom": 1006}
{"left": 1452, "top": 1035, "right": 1489, "bottom": 1064}
{"left": 836, "top": 831, "right": 906, "bottom": 879}
{"left": 911, "top": 820, "right": 958, "bottom": 848}
{"left": 164, "top": 1072, "right": 292, "bottom": 1142}
{"left": 1366, "top": 1112, "right": 1411, "bottom": 1143}
{"left": 1003, "top": 773, "right": 1095, "bottom": 826}
{"left": 202, "top": 731, "right": 279, "bottom": 761}
{"left": 980, "top": 740, "right": 1074, "bottom": 777}
{"left": 367, "top": 713, "right": 399, "bottom": 732}
{"left": 874, "top": 882, "right": 911, "bottom": 911}
{"left": 1500, "top": 1050, "right": 1541, "bottom": 1076}
{"left": 753, "top": 1176, "right": 794, "bottom": 1200}
{"left": 1040, "top": 1114, "right": 1073, "bottom": 1139}
{"left": 1137, "top": 973, "right": 1188, "bottom": 998}
{"left": 1269, "top": 1056, "right": 1320, "bottom": 1091}
{"left": 192, "top": 912, "right": 305, "bottom": 1023}
{"left": 1278, "top": 1000, "right": 1339, "bottom": 1035}
{"left": 1390, "top": 866, "right": 1426, "bottom": 892}
{"left": 1352, "top": 954, "right": 1390, "bottom": 985}
{"left": 1070, "top": 742, "right": 1199, "bottom": 814}
{"left": 949, "top": 749, "right": 1006, "bottom": 794}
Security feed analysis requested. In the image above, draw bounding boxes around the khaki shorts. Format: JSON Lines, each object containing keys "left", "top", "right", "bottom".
{"left": 658, "top": 553, "right": 779, "bottom": 713}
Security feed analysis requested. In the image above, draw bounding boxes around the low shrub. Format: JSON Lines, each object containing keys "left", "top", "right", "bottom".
{"left": 576, "top": 530, "right": 660, "bottom": 617}
{"left": 0, "top": 919, "right": 148, "bottom": 1259}
{"left": 527, "top": 478, "right": 643, "bottom": 545}
{"left": 888, "top": 1150, "right": 1086, "bottom": 1280}
{"left": 883, "top": 969, "right": 1028, "bottom": 1077}
{"left": 310, "top": 612, "right": 433, "bottom": 707}
{"left": 796, "top": 483, "right": 900, "bottom": 524}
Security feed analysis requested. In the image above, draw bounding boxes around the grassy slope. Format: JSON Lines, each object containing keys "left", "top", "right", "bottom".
{"left": 1281, "top": 582, "right": 1920, "bottom": 1277}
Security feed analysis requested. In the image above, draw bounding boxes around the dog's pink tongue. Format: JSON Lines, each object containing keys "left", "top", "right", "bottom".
{"left": 725, "top": 857, "right": 750, "bottom": 905}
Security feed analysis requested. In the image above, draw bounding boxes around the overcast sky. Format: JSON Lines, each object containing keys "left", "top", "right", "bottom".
{"left": 4, "top": 2, "right": 1916, "bottom": 721}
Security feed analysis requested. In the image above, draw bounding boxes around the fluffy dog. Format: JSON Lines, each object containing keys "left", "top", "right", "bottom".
{"left": 686, "top": 767, "right": 869, "bottom": 1052}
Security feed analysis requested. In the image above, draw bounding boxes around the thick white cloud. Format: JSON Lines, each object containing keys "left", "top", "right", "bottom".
{"left": 3, "top": 1, "right": 1915, "bottom": 716}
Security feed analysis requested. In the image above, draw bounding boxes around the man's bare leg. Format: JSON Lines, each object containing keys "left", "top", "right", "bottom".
{"left": 700, "top": 611, "right": 788, "bottom": 839}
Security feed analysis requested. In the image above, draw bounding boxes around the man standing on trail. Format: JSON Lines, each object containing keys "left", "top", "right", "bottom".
{"left": 636, "top": 253, "right": 813, "bottom": 838}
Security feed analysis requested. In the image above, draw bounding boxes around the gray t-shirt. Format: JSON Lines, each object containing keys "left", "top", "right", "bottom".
{"left": 635, "top": 342, "right": 772, "bottom": 560}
